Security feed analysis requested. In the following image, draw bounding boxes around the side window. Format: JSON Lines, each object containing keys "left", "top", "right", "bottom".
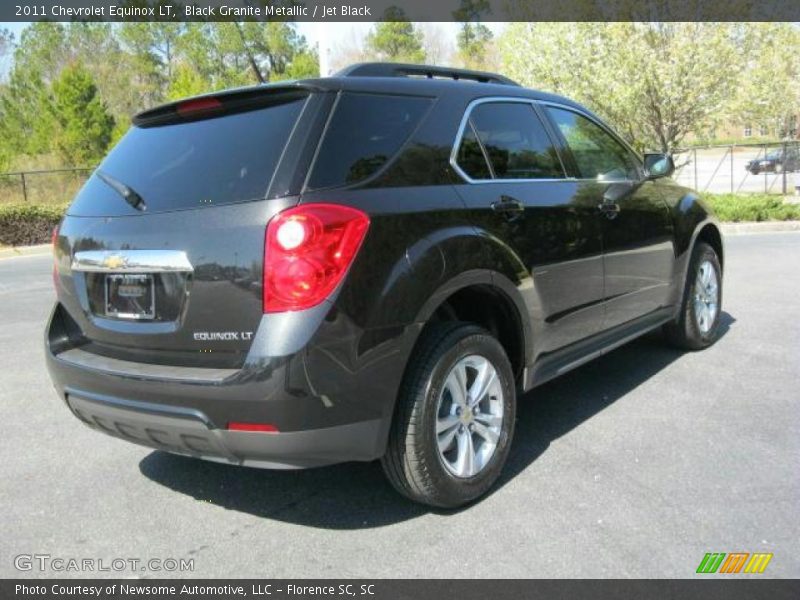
{"left": 308, "top": 93, "right": 432, "bottom": 190}
{"left": 455, "top": 102, "right": 565, "bottom": 180}
{"left": 546, "top": 107, "right": 640, "bottom": 181}
{"left": 456, "top": 124, "right": 492, "bottom": 179}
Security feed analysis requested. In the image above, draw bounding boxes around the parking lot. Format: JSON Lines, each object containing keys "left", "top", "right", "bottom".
{"left": 673, "top": 146, "right": 798, "bottom": 195}
{"left": 0, "top": 232, "right": 798, "bottom": 578}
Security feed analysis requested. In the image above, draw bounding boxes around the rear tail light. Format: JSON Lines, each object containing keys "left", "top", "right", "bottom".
{"left": 263, "top": 204, "right": 370, "bottom": 313}
{"left": 227, "top": 422, "right": 279, "bottom": 433}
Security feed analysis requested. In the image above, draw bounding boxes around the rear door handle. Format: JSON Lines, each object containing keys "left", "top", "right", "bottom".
{"left": 491, "top": 195, "right": 525, "bottom": 221}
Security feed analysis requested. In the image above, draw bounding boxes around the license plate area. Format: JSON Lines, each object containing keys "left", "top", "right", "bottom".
{"left": 104, "top": 274, "right": 155, "bottom": 320}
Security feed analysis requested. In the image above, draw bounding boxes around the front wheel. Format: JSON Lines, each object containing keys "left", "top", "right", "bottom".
{"left": 381, "top": 323, "right": 516, "bottom": 508}
{"left": 664, "top": 242, "right": 723, "bottom": 350}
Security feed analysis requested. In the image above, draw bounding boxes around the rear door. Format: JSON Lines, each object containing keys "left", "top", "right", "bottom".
{"left": 55, "top": 90, "right": 325, "bottom": 367}
{"left": 544, "top": 105, "right": 675, "bottom": 330}
{"left": 452, "top": 99, "right": 606, "bottom": 354}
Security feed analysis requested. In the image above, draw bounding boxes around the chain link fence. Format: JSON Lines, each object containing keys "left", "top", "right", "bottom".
{"left": 673, "top": 141, "right": 800, "bottom": 195}
{"left": 0, "top": 167, "right": 93, "bottom": 205}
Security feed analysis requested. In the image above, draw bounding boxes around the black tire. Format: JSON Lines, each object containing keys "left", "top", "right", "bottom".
{"left": 381, "top": 322, "right": 516, "bottom": 508}
{"left": 663, "top": 242, "right": 723, "bottom": 350}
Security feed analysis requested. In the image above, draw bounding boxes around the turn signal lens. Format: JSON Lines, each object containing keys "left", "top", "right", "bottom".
{"left": 264, "top": 204, "right": 370, "bottom": 313}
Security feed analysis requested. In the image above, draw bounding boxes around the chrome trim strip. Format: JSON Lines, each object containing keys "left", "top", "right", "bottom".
{"left": 71, "top": 250, "right": 194, "bottom": 273}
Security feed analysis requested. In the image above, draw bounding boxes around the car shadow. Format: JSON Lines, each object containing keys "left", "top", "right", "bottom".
{"left": 139, "top": 312, "right": 735, "bottom": 529}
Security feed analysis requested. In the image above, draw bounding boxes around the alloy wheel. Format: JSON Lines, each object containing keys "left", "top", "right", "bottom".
{"left": 693, "top": 260, "right": 719, "bottom": 334}
{"left": 435, "top": 355, "right": 504, "bottom": 478}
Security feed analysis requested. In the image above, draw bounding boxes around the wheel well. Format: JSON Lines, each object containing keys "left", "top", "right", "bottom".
{"left": 697, "top": 224, "right": 724, "bottom": 270}
{"left": 427, "top": 285, "right": 525, "bottom": 381}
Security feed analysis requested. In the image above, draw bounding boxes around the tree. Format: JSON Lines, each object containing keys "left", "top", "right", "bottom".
{"left": 419, "top": 24, "right": 453, "bottom": 66}
{"left": 0, "top": 67, "right": 53, "bottom": 158}
{"left": 166, "top": 63, "right": 210, "bottom": 100}
{"left": 281, "top": 49, "right": 320, "bottom": 80}
{"left": 120, "top": 21, "right": 185, "bottom": 102}
{"left": 365, "top": 7, "right": 425, "bottom": 63}
{"left": 453, "top": 0, "right": 493, "bottom": 69}
{"left": 0, "top": 28, "right": 13, "bottom": 80}
{"left": 729, "top": 23, "right": 800, "bottom": 139}
{"left": 500, "top": 23, "right": 741, "bottom": 152}
{"left": 47, "top": 63, "right": 115, "bottom": 165}
{"left": 177, "top": 22, "right": 311, "bottom": 89}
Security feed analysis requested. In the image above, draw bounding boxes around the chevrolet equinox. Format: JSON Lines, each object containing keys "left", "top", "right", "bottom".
{"left": 46, "top": 63, "right": 724, "bottom": 507}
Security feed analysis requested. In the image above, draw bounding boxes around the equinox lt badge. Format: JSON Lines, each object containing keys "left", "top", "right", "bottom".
{"left": 193, "top": 331, "right": 253, "bottom": 341}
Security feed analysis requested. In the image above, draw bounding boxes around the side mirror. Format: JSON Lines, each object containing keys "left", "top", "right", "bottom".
{"left": 644, "top": 153, "right": 675, "bottom": 179}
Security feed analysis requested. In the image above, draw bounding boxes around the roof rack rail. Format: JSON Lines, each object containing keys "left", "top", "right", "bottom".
{"left": 335, "top": 62, "right": 520, "bottom": 86}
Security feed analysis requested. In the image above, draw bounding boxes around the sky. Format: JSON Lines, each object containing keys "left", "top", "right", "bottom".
{"left": 1, "top": 21, "right": 507, "bottom": 77}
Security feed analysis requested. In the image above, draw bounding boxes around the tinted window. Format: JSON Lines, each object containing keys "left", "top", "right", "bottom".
{"left": 69, "top": 93, "right": 307, "bottom": 215}
{"left": 308, "top": 93, "right": 432, "bottom": 189}
{"left": 457, "top": 102, "right": 564, "bottom": 180}
{"left": 457, "top": 124, "right": 491, "bottom": 179}
{"left": 547, "top": 107, "right": 640, "bottom": 180}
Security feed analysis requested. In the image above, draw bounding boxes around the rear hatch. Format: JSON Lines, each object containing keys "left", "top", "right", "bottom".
{"left": 54, "top": 87, "right": 322, "bottom": 368}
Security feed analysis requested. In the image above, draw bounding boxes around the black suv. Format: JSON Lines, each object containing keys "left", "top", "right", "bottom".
{"left": 46, "top": 63, "right": 724, "bottom": 507}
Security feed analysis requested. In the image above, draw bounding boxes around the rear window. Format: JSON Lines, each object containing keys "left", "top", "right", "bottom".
{"left": 69, "top": 93, "right": 307, "bottom": 215}
{"left": 307, "top": 93, "right": 432, "bottom": 190}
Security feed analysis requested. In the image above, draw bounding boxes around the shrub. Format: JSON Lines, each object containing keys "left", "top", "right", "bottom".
{"left": 0, "top": 203, "right": 67, "bottom": 246}
{"left": 700, "top": 193, "right": 800, "bottom": 222}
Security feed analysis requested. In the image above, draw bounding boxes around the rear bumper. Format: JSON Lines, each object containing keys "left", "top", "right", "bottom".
{"left": 44, "top": 303, "right": 404, "bottom": 469}
{"left": 65, "top": 390, "right": 382, "bottom": 469}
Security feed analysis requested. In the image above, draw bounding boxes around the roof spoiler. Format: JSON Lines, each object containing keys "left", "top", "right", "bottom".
{"left": 335, "top": 62, "right": 520, "bottom": 86}
{"left": 132, "top": 83, "right": 318, "bottom": 127}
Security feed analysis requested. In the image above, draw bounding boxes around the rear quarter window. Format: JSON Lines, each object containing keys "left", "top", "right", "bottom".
{"left": 307, "top": 93, "right": 432, "bottom": 190}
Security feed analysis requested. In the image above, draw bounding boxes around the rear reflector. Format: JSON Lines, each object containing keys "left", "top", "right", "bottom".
{"left": 176, "top": 97, "right": 223, "bottom": 117}
{"left": 226, "top": 422, "right": 279, "bottom": 433}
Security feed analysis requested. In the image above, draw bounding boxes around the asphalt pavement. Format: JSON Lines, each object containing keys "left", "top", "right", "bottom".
{"left": 0, "top": 233, "right": 798, "bottom": 578}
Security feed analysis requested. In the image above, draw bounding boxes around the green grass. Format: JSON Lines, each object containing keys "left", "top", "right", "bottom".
{"left": 700, "top": 193, "right": 800, "bottom": 222}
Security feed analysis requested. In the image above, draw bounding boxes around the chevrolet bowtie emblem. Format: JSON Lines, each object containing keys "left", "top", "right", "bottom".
{"left": 102, "top": 255, "right": 127, "bottom": 270}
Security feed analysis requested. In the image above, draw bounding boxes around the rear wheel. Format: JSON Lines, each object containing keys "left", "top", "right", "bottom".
{"left": 664, "top": 242, "right": 723, "bottom": 350}
{"left": 382, "top": 323, "right": 516, "bottom": 508}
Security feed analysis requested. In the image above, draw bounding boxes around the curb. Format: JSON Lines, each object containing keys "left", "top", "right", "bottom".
{"left": 0, "top": 244, "right": 51, "bottom": 259}
{"left": 720, "top": 221, "right": 800, "bottom": 235}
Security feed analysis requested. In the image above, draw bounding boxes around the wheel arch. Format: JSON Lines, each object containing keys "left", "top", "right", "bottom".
{"left": 695, "top": 222, "right": 724, "bottom": 271}
{"left": 411, "top": 270, "right": 534, "bottom": 386}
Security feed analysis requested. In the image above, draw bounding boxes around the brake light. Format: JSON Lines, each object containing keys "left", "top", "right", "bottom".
{"left": 264, "top": 204, "right": 370, "bottom": 313}
{"left": 227, "top": 422, "right": 279, "bottom": 433}
{"left": 176, "top": 97, "right": 222, "bottom": 117}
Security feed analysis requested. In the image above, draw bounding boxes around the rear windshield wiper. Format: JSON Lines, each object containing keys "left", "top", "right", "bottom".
{"left": 96, "top": 170, "right": 147, "bottom": 211}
